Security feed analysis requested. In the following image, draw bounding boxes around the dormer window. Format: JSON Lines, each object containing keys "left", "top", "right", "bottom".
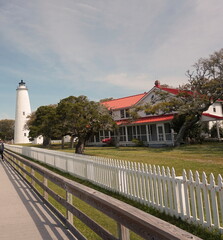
{"left": 120, "top": 109, "right": 130, "bottom": 119}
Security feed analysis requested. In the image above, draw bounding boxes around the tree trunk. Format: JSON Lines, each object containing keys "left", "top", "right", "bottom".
{"left": 174, "top": 123, "right": 188, "bottom": 146}
{"left": 174, "top": 115, "right": 201, "bottom": 146}
{"left": 61, "top": 136, "right": 65, "bottom": 149}
{"left": 70, "top": 135, "right": 75, "bottom": 149}
{"left": 43, "top": 137, "right": 51, "bottom": 147}
{"left": 75, "top": 140, "right": 85, "bottom": 154}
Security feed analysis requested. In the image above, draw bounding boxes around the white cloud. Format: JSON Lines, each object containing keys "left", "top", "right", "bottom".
{"left": 103, "top": 73, "right": 152, "bottom": 91}
{"left": 150, "top": 0, "right": 223, "bottom": 79}
{"left": 1, "top": 0, "right": 223, "bottom": 95}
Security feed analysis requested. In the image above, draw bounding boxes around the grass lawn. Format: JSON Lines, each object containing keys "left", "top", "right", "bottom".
{"left": 61, "top": 142, "right": 223, "bottom": 178}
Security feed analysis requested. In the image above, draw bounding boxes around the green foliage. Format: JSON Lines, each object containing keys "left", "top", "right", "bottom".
{"left": 132, "top": 138, "right": 144, "bottom": 146}
{"left": 27, "top": 96, "right": 115, "bottom": 152}
{"left": 26, "top": 104, "right": 59, "bottom": 146}
{"left": 56, "top": 96, "right": 115, "bottom": 153}
{"left": 0, "top": 119, "right": 15, "bottom": 140}
{"left": 99, "top": 97, "right": 114, "bottom": 102}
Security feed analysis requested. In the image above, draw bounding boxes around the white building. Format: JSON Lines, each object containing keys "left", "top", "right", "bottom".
{"left": 88, "top": 81, "right": 223, "bottom": 146}
{"left": 14, "top": 80, "right": 32, "bottom": 144}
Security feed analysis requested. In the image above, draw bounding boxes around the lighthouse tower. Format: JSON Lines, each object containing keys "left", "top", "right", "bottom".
{"left": 14, "top": 80, "right": 31, "bottom": 144}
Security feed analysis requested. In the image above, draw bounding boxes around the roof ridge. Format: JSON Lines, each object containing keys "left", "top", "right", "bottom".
{"left": 103, "top": 92, "right": 147, "bottom": 103}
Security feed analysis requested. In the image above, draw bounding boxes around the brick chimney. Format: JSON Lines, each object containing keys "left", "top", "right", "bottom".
{"left": 155, "top": 80, "right": 160, "bottom": 87}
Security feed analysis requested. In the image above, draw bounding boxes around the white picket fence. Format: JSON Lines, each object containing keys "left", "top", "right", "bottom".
{"left": 5, "top": 144, "right": 223, "bottom": 233}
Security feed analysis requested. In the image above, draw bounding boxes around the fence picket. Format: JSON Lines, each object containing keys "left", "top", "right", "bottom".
{"left": 210, "top": 173, "right": 220, "bottom": 228}
{"left": 202, "top": 172, "right": 212, "bottom": 227}
{"left": 166, "top": 167, "right": 173, "bottom": 216}
{"left": 162, "top": 166, "right": 168, "bottom": 214}
{"left": 153, "top": 165, "right": 159, "bottom": 208}
{"left": 218, "top": 175, "right": 223, "bottom": 227}
{"left": 171, "top": 168, "right": 179, "bottom": 217}
{"left": 195, "top": 171, "right": 204, "bottom": 224}
{"left": 189, "top": 170, "right": 197, "bottom": 222}
{"left": 182, "top": 170, "right": 190, "bottom": 221}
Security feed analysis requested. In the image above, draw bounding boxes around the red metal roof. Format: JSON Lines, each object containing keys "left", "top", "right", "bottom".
{"left": 101, "top": 93, "right": 147, "bottom": 110}
{"left": 202, "top": 113, "right": 223, "bottom": 120}
{"left": 116, "top": 114, "right": 174, "bottom": 125}
{"left": 157, "top": 86, "right": 181, "bottom": 95}
{"left": 101, "top": 85, "right": 222, "bottom": 111}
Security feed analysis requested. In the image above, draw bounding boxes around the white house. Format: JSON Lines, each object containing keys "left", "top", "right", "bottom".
{"left": 88, "top": 81, "right": 223, "bottom": 146}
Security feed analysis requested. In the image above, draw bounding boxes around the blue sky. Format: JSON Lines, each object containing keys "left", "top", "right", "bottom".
{"left": 1, "top": 0, "right": 223, "bottom": 119}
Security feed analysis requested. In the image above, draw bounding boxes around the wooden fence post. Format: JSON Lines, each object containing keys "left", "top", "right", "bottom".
{"left": 43, "top": 176, "right": 48, "bottom": 200}
{"left": 117, "top": 223, "right": 130, "bottom": 240}
{"left": 66, "top": 192, "right": 73, "bottom": 224}
{"left": 23, "top": 163, "right": 26, "bottom": 179}
{"left": 31, "top": 167, "right": 35, "bottom": 186}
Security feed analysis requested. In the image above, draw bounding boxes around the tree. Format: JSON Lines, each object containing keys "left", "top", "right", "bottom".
{"left": 57, "top": 96, "right": 115, "bottom": 154}
{"left": 142, "top": 49, "right": 223, "bottom": 146}
{"left": 26, "top": 105, "right": 59, "bottom": 146}
{"left": 99, "top": 97, "right": 114, "bottom": 103}
{"left": 0, "top": 119, "right": 14, "bottom": 141}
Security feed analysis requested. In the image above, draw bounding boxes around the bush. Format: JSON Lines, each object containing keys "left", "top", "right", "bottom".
{"left": 132, "top": 138, "right": 144, "bottom": 146}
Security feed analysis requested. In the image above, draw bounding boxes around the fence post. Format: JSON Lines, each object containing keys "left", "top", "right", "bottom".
{"left": 210, "top": 173, "right": 220, "bottom": 228}
{"left": 117, "top": 223, "right": 130, "bottom": 240}
{"left": 43, "top": 175, "right": 48, "bottom": 200}
{"left": 23, "top": 163, "right": 27, "bottom": 179}
{"left": 31, "top": 167, "right": 35, "bottom": 186}
{"left": 66, "top": 192, "right": 73, "bottom": 224}
{"left": 175, "top": 176, "right": 186, "bottom": 217}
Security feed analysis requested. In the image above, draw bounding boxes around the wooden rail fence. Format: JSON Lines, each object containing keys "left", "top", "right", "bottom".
{"left": 4, "top": 149, "right": 201, "bottom": 240}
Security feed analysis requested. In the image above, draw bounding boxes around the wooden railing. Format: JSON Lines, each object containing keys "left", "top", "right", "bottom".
{"left": 4, "top": 149, "right": 201, "bottom": 240}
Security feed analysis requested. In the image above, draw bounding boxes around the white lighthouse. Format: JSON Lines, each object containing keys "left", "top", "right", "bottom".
{"left": 14, "top": 80, "right": 32, "bottom": 144}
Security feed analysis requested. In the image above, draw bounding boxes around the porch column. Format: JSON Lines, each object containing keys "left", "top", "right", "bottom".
{"left": 146, "top": 125, "right": 149, "bottom": 143}
{"left": 216, "top": 120, "right": 220, "bottom": 141}
{"left": 125, "top": 126, "right": 128, "bottom": 142}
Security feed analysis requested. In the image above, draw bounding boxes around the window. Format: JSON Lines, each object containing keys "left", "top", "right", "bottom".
{"left": 120, "top": 109, "right": 130, "bottom": 119}
{"left": 157, "top": 125, "right": 164, "bottom": 141}
{"left": 120, "top": 109, "right": 125, "bottom": 118}
{"left": 125, "top": 109, "right": 130, "bottom": 118}
{"left": 23, "top": 112, "right": 25, "bottom": 115}
{"left": 119, "top": 127, "right": 126, "bottom": 141}
{"left": 213, "top": 107, "right": 216, "bottom": 113}
{"left": 150, "top": 124, "right": 157, "bottom": 141}
{"left": 164, "top": 123, "right": 172, "bottom": 141}
{"left": 127, "top": 126, "right": 133, "bottom": 141}
{"left": 136, "top": 125, "right": 147, "bottom": 141}
{"left": 24, "top": 133, "right": 26, "bottom": 136}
